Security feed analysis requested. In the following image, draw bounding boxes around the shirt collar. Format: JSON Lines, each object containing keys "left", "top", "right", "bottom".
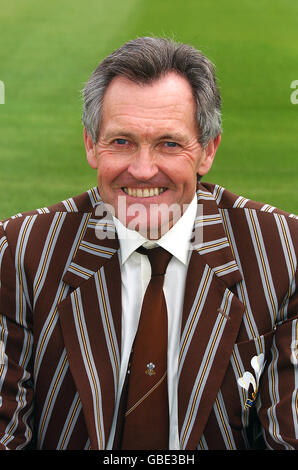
{"left": 113, "top": 194, "right": 197, "bottom": 266}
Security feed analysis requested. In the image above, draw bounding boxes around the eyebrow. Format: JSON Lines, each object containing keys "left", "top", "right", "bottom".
{"left": 158, "top": 133, "right": 186, "bottom": 142}
{"left": 104, "top": 131, "right": 135, "bottom": 140}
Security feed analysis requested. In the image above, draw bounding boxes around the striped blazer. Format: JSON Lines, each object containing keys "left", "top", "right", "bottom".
{"left": 0, "top": 182, "right": 297, "bottom": 450}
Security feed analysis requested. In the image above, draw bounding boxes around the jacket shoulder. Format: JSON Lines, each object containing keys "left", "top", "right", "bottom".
{"left": 201, "top": 182, "right": 298, "bottom": 220}
{"left": 1, "top": 187, "right": 101, "bottom": 223}
{"left": 0, "top": 188, "right": 101, "bottom": 247}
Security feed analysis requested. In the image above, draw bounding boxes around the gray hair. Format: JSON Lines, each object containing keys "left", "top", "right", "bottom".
{"left": 82, "top": 37, "right": 222, "bottom": 148}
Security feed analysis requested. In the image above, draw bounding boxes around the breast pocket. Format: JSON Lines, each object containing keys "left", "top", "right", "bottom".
{"left": 219, "top": 329, "right": 275, "bottom": 431}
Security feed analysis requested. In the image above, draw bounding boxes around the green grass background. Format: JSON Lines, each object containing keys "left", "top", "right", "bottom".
{"left": 0, "top": 0, "right": 297, "bottom": 219}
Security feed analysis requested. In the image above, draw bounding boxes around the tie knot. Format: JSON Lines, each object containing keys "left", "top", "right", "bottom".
{"left": 138, "top": 246, "right": 172, "bottom": 276}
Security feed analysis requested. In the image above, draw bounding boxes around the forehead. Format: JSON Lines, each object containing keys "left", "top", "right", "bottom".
{"left": 100, "top": 72, "right": 197, "bottom": 133}
{"left": 103, "top": 71, "right": 194, "bottom": 98}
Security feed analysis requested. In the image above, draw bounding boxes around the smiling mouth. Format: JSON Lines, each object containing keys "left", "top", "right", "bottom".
{"left": 122, "top": 187, "right": 167, "bottom": 198}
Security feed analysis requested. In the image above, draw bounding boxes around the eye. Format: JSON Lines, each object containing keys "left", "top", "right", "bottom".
{"left": 164, "top": 141, "right": 178, "bottom": 148}
{"left": 161, "top": 141, "right": 181, "bottom": 153}
{"left": 114, "top": 138, "right": 129, "bottom": 145}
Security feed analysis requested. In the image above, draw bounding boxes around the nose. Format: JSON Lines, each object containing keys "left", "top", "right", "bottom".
{"left": 127, "top": 145, "right": 159, "bottom": 181}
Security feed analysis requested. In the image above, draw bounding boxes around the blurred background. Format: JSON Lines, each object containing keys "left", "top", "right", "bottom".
{"left": 0, "top": 0, "right": 297, "bottom": 219}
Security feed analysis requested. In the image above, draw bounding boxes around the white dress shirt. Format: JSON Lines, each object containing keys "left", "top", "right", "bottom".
{"left": 107, "top": 195, "right": 197, "bottom": 450}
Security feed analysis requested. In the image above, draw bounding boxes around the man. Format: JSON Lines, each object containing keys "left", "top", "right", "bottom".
{"left": 0, "top": 37, "right": 297, "bottom": 450}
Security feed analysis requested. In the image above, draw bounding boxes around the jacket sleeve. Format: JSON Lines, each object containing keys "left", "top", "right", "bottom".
{"left": 0, "top": 222, "right": 34, "bottom": 450}
{"left": 257, "top": 216, "right": 298, "bottom": 449}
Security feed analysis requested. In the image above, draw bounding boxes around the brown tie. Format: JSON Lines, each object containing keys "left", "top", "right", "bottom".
{"left": 121, "top": 246, "right": 172, "bottom": 450}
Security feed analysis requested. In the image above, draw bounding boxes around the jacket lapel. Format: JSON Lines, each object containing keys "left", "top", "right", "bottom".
{"left": 58, "top": 202, "right": 122, "bottom": 449}
{"left": 178, "top": 185, "right": 245, "bottom": 449}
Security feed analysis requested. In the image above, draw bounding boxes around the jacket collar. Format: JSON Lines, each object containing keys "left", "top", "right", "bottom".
{"left": 62, "top": 195, "right": 120, "bottom": 289}
{"left": 191, "top": 184, "right": 242, "bottom": 288}
{"left": 62, "top": 183, "right": 242, "bottom": 290}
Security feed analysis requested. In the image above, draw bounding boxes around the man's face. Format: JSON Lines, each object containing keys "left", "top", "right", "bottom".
{"left": 84, "top": 72, "right": 220, "bottom": 238}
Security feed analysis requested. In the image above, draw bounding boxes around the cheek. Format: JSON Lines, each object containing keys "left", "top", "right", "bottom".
{"left": 96, "top": 154, "right": 122, "bottom": 182}
{"left": 96, "top": 160, "right": 130, "bottom": 200}
{"left": 163, "top": 156, "right": 199, "bottom": 184}
{"left": 96, "top": 162, "right": 113, "bottom": 191}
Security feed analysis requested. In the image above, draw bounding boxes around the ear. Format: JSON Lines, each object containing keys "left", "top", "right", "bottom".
{"left": 83, "top": 128, "right": 98, "bottom": 169}
{"left": 197, "top": 134, "right": 221, "bottom": 176}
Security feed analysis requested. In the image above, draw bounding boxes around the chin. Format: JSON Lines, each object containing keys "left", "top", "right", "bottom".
{"left": 125, "top": 213, "right": 174, "bottom": 239}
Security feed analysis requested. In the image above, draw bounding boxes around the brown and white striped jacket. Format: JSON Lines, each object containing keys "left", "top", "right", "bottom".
{"left": 0, "top": 182, "right": 297, "bottom": 450}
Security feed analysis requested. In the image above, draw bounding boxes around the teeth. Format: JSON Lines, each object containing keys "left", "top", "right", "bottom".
{"left": 123, "top": 187, "right": 166, "bottom": 198}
